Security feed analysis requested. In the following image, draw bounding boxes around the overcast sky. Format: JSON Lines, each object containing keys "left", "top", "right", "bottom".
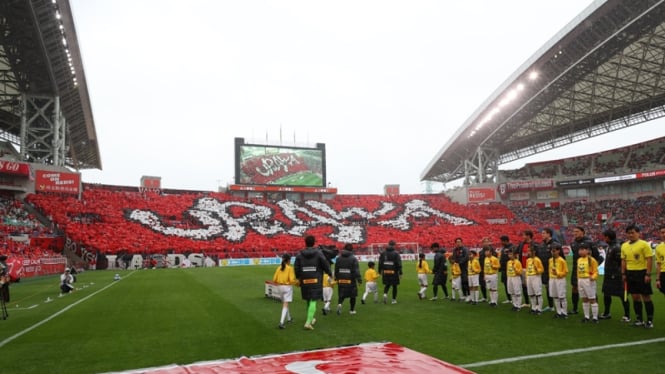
{"left": 71, "top": 0, "right": 665, "bottom": 194}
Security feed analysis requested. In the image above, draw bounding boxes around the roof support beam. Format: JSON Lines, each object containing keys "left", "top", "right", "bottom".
{"left": 20, "top": 93, "right": 66, "bottom": 165}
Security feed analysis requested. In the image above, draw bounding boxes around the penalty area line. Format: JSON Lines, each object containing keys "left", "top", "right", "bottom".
{"left": 461, "top": 336, "right": 665, "bottom": 369}
{"left": 0, "top": 271, "right": 136, "bottom": 348}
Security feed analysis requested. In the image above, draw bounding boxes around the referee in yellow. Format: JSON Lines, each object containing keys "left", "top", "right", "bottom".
{"left": 621, "top": 224, "right": 654, "bottom": 328}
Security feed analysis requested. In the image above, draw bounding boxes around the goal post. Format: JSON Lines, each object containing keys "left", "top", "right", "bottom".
{"left": 367, "top": 242, "right": 420, "bottom": 256}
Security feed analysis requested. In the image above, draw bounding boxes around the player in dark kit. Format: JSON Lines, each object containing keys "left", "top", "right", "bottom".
{"left": 379, "top": 240, "right": 403, "bottom": 304}
{"left": 334, "top": 244, "right": 362, "bottom": 315}
{"left": 430, "top": 242, "right": 449, "bottom": 300}
{"left": 294, "top": 235, "right": 332, "bottom": 330}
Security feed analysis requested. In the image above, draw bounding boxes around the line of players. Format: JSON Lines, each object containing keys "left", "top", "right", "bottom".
{"left": 273, "top": 225, "right": 662, "bottom": 330}
{"left": 412, "top": 224, "right": 660, "bottom": 328}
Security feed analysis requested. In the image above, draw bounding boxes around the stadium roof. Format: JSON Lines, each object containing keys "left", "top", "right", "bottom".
{"left": 0, "top": 0, "right": 101, "bottom": 170}
{"left": 421, "top": 0, "right": 665, "bottom": 184}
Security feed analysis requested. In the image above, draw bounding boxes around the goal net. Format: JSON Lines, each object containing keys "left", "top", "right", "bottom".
{"left": 366, "top": 242, "right": 420, "bottom": 256}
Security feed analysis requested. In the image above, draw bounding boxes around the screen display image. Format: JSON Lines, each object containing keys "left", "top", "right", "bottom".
{"left": 238, "top": 144, "right": 325, "bottom": 187}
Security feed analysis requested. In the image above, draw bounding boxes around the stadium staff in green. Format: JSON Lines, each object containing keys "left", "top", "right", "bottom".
{"left": 294, "top": 235, "right": 332, "bottom": 330}
{"left": 621, "top": 224, "right": 655, "bottom": 328}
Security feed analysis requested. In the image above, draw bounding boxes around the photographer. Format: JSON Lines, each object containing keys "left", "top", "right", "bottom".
{"left": 0, "top": 255, "right": 9, "bottom": 319}
{"left": 60, "top": 268, "right": 75, "bottom": 296}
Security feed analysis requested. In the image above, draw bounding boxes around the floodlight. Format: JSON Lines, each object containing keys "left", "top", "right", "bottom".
{"left": 507, "top": 90, "right": 517, "bottom": 100}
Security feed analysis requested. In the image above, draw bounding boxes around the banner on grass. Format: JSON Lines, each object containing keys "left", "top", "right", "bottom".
{"left": 113, "top": 342, "right": 474, "bottom": 373}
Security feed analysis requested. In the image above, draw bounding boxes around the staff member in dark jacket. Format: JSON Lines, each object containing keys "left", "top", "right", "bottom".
{"left": 294, "top": 235, "right": 332, "bottom": 330}
{"left": 540, "top": 228, "right": 558, "bottom": 312}
{"left": 599, "top": 229, "right": 630, "bottom": 321}
{"left": 452, "top": 238, "right": 470, "bottom": 301}
{"left": 379, "top": 240, "right": 403, "bottom": 304}
{"left": 430, "top": 242, "right": 449, "bottom": 300}
{"left": 499, "top": 235, "right": 514, "bottom": 304}
{"left": 334, "top": 244, "right": 362, "bottom": 315}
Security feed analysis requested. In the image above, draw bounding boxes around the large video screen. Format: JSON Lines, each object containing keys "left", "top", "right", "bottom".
{"left": 235, "top": 141, "right": 326, "bottom": 187}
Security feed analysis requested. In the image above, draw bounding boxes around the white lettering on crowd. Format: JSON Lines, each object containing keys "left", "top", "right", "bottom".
{"left": 127, "top": 198, "right": 476, "bottom": 244}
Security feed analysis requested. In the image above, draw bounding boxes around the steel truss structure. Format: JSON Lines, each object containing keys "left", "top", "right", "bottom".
{"left": 422, "top": 0, "right": 665, "bottom": 185}
{"left": 0, "top": 0, "right": 100, "bottom": 170}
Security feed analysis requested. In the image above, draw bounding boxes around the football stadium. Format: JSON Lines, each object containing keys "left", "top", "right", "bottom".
{"left": 1, "top": 1, "right": 665, "bottom": 373}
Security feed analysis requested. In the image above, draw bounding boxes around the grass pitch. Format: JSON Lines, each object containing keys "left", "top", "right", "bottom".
{"left": 2, "top": 262, "right": 664, "bottom": 373}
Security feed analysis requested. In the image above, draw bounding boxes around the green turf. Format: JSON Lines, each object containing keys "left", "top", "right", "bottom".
{"left": 2, "top": 262, "right": 664, "bottom": 374}
{"left": 275, "top": 171, "right": 322, "bottom": 186}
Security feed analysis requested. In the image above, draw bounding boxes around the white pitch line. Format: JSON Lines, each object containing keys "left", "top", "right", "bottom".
{"left": 461, "top": 336, "right": 665, "bottom": 369}
{"left": 0, "top": 271, "right": 135, "bottom": 348}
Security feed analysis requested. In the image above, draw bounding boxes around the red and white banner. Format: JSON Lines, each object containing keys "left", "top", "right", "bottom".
{"left": 35, "top": 170, "right": 81, "bottom": 194}
{"left": 468, "top": 187, "right": 496, "bottom": 203}
{"left": 498, "top": 179, "right": 554, "bottom": 197}
{"left": 0, "top": 160, "right": 31, "bottom": 177}
{"left": 3, "top": 256, "right": 66, "bottom": 281}
{"left": 113, "top": 342, "right": 474, "bottom": 374}
{"left": 636, "top": 169, "right": 665, "bottom": 179}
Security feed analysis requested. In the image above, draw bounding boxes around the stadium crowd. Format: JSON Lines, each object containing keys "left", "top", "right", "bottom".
{"left": 500, "top": 135, "right": 665, "bottom": 180}
{"left": 0, "top": 194, "right": 61, "bottom": 260}
{"left": 8, "top": 182, "right": 663, "bottom": 276}
{"left": 508, "top": 196, "right": 665, "bottom": 245}
{"left": 25, "top": 185, "right": 534, "bottom": 259}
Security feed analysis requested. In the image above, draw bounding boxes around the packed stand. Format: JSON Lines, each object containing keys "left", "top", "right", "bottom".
{"left": 508, "top": 196, "right": 665, "bottom": 244}
{"left": 0, "top": 193, "right": 63, "bottom": 278}
{"left": 26, "top": 185, "right": 533, "bottom": 258}
{"left": 501, "top": 136, "right": 665, "bottom": 182}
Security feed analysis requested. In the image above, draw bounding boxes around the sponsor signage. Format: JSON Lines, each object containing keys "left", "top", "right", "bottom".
{"left": 468, "top": 187, "right": 496, "bottom": 203}
{"left": 637, "top": 169, "right": 665, "bottom": 179}
{"left": 5, "top": 256, "right": 66, "bottom": 281}
{"left": 502, "top": 179, "right": 553, "bottom": 191}
{"left": 498, "top": 179, "right": 553, "bottom": 197}
{"left": 35, "top": 170, "right": 81, "bottom": 194}
{"left": 594, "top": 173, "right": 637, "bottom": 184}
{"left": 557, "top": 178, "right": 594, "bottom": 187}
{"left": 0, "top": 160, "right": 31, "bottom": 177}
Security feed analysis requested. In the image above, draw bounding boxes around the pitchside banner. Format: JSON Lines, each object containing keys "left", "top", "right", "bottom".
{"left": 3, "top": 256, "right": 66, "bottom": 281}
{"left": 35, "top": 170, "right": 81, "bottom": 194}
